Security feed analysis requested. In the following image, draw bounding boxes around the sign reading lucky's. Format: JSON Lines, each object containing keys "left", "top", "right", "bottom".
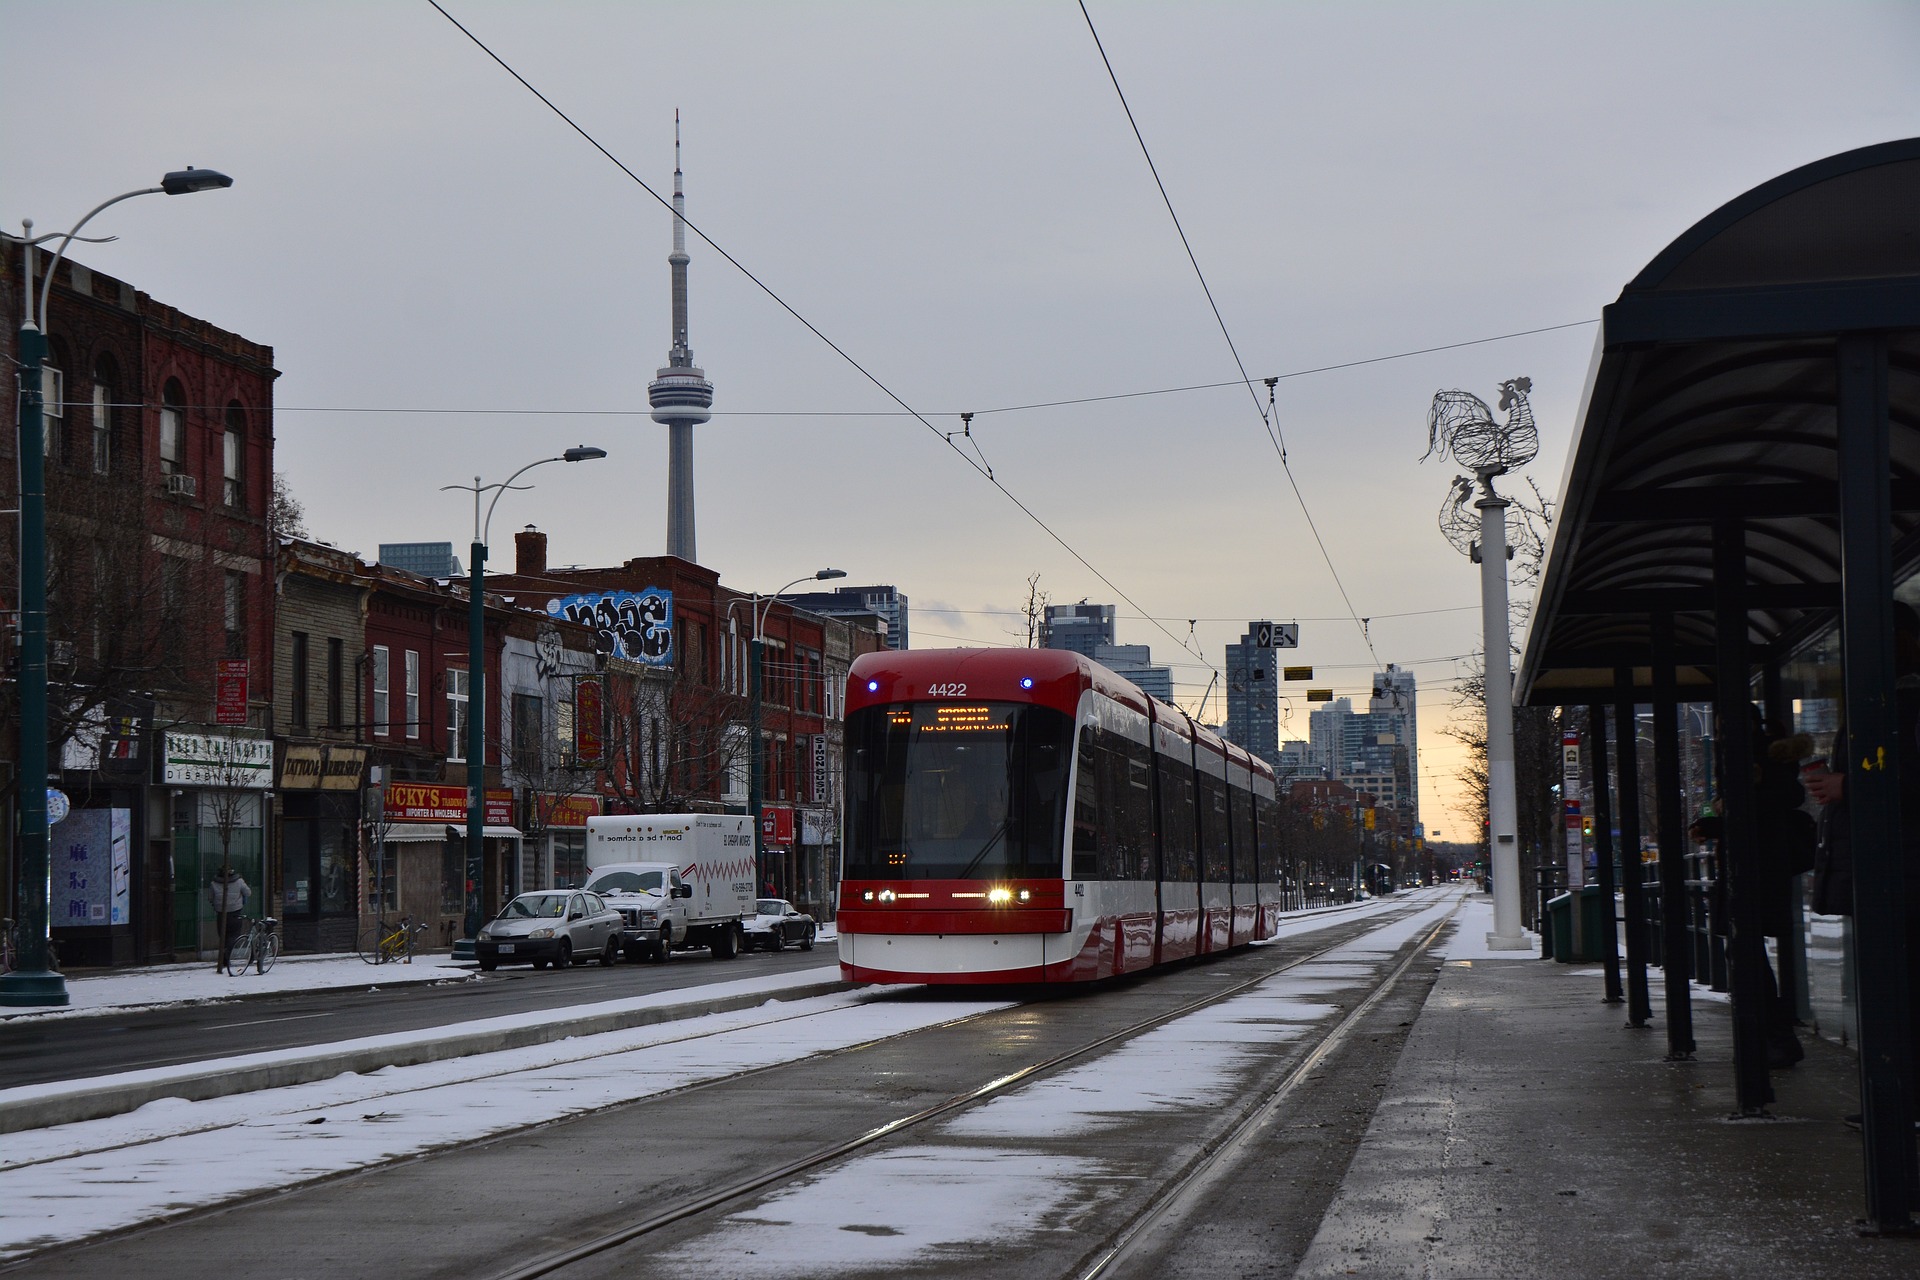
{"left": 384, "top": 783, "right": 513, "bottom": 827}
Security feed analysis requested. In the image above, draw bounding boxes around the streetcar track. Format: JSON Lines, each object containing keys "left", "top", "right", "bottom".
{"left": 483, "top": 895, "right": 1452, "bottom": 1280}
{"left": 1071, "top": 900, "right": 1460, "bottom": 1279}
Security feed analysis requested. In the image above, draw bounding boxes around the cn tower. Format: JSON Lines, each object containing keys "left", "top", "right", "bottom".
{"left": 648, "top": 111, "right": 713, "bottom": 562}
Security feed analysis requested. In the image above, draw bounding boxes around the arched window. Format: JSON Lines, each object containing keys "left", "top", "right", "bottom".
{"left": 92, "top": 353, "right": 119, "bottom": 476}
{"left": 223, "top": 401, "right": 247, "bottom": 508}
{"left": 159, "top": 379, "right": 187, "bottom": 479}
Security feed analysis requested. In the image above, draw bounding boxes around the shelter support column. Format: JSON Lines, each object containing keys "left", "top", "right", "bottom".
{"left": 1614, "top": 667, "right": 1653, "bottom": 1027}
{"left": 1713, "top": 518, "right": 1774, "bottom": 1114}
{"left": 1650, "top": 614, "right": 1696, "bottom": 1057}
{"left": 1763, "top": 657, "right": 1813, "bottom": 1024}
{"left": 1836, "top": 332, "right": 1916, "bottom": 1229}
{"left": 1588, "top": 702, "right": 1624, "bottom": 1003}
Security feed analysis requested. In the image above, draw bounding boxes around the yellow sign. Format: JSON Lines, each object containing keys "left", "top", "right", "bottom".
{"left": 1307, "top": 688, "right": 1333, "bottom": 702}
{"left": 1283, "top": 666, "right": 1313, "bottom": 681}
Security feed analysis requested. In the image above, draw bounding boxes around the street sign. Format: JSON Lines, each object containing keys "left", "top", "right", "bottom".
{"left": 1283, "top": 666, "right": 1312, "bottom": 681}
{"left": 1251, "top": 621, "right": 1300, "bottom": 650}
{"left": 46, "top": 788, "right": 70, "bottom": 826}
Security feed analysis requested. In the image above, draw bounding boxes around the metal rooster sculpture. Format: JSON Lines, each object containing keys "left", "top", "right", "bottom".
{"left": 1422, "top": 376, "right": 1541, "bottom": 474}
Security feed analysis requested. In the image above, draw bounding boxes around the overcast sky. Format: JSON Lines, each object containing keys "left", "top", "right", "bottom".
{"left": 6, "top": 1, "right": 1917, "bottom": 836}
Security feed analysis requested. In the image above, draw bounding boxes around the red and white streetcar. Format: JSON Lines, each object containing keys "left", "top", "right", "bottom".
{"left": 837, "top": 647, "right": 1285, "bottom": 984}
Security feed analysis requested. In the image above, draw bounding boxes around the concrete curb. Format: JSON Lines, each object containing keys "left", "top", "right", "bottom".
{"left": 0, "top": 977, "right": 852, "bottom": 1136}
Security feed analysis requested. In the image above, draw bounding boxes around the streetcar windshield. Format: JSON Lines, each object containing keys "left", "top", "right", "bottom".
{"left": 843, "top": 701, "right": 1072, "bottom": 880}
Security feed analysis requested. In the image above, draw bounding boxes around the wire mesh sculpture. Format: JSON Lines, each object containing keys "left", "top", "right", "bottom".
{"left": 1421, "top": 377, "right": 1540, "bottom": 474}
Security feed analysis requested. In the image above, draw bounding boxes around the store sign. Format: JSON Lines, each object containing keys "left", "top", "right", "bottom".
{"left": 574, "top": 675, "right": 605, "bottom": 765}
{"left": 761, "top": 805, "right": 795, "bottom": 848}
{"left": 546, "top": 588, "right": 674, "bottom": 667}
{"left": 162, "top": 732, "right": 273, "bottom": 788}
{"left": 384, "top": 783, "right": 513, "bottom": 826}
{"left": 214, "top": 660, "right": 250, "bottom": 726}
{"left": 536, "top": 792, "right": 603, "bottom": 829}
{"left": 800, "top": 808, "right": 833, "bottom": 846}
{"left": 281, "top": 744, "right": 370, "bottom": 791}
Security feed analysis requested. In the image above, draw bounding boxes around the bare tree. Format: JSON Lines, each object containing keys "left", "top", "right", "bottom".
{"left": 1021, "top": 573, "right": 1049, "bottom": 648}
{"left": 601, "top": 661, "right": 750, "bottom": 814}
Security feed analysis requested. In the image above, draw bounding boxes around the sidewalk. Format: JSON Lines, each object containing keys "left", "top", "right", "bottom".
{"left": 1, "top": 951, "right": 473, "bottom": 1022}
{"left": 1296, "top": 896, "right": 1912, "bottom": 1278}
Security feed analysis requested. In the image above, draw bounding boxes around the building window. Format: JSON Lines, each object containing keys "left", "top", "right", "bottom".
{"left": 223, "top": 403, "right": 246, "bottom": 507}
{"left": 448, "top": 668, "right": 470, "bottom": 761}
{"left": 160, "top": 379, "right": 185, "bottom": 476}
{"left": 91, "top": 358, "right": 115, "bottom": 476}
{"left": 404, "top": 649, "right": 420, "bottom": 740}
{"left": 371, "top": 645, "right": 390, "bottom": 737}
{"left": 41, "top": 363, "right": 64, "bottom": 460}
{"left": 512, "top": 693, "right": 543, "bottom": 776}
{"left": 290, "top": 631, "right": 309, "bottom": 729}
{"left": 326, "top": 638, "right": 344, "bottom": 730}
{"left": 224, "top": 570, "right": 246, "bottom": 659}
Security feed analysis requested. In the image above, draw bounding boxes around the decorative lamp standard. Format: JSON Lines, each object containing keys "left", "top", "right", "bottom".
{"left": 442, "top": 447, "right": 607, "bottom": 960}
{"left": 1, "top": 169, "right": 233, "bottom": 1009}
{"left": 731, "top": 568, "right": 845, "bottom": 895}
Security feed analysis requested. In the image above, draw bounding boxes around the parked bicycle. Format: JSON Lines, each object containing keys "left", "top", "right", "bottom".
{"left": 2, "top": 919, "right": 61, "bottom": 974}
{"left": 357, "top": 915, "right": 428, "bottom": 965}
{"left": 225, "top": 916, "right": 281, "bottom": 976}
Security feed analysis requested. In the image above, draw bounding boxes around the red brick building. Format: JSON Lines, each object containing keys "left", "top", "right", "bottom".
{"left": 1, "top": 248, "right": 278, "bottom": 965}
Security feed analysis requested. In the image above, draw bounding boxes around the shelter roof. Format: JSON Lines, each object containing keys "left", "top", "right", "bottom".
{"left": 1518, "top": 139, "right": 1920, "bottom": 705}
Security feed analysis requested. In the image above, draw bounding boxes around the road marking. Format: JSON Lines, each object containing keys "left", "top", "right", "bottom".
{"left": 204, "top": 1012, "right": 335, "bottom": 1030}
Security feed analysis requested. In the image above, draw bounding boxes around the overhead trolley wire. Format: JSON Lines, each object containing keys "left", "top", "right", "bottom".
{"left": 1078, "top": 0, "right": 1383, "bottom": 669}
{"left": 426, "top": 0, "right": 1207, "bottom": 672}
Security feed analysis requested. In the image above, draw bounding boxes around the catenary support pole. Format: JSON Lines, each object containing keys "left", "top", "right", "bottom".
{"left": 1589, "top": 702, "right": 1624, "bottom": 1004}
{"left": 1713, "top": 518, "right": 1773, "bottom": 1114}
{"left": 1614, "top": 668, "right": 1653, "bottom": 1027}
{"left": 1650, "top": 613, "right": 1696, "bottom": 1058}
{"left": 1478, "top": 474, "right": 1527, "bottom": 949}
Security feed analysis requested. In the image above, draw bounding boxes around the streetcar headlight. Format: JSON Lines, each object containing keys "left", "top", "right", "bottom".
{"left": 1018, "top": 889, "right": 1031, "bottom": 902}
{"left": 878, "top": 889, "right": 897, "bottom": 903}
{"left": 529, "top": 928, "right": 555, "bottom": 939}
{"left": 987, "top": 887, "right": 1013, "bottom": 905}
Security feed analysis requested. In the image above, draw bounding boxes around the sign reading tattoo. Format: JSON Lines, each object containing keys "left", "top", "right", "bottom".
{"left": 547, "top": 588, "right": 674, "bottom": 667}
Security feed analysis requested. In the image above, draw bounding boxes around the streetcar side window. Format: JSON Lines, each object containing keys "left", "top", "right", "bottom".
{"left": 1156, "top": 753, "right": 1198, "bottom": 883}
{"left": 1197, "top": 768, "right": 1231, "bottom": 884}
{"left": 1072, "top": 734, "right": 1100, "bottom": 879}
{"left": 1071, "top": 724, "right": 1153, "bottom": 882}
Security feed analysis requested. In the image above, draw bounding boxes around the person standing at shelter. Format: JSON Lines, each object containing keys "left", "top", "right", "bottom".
{"left": 207, "top": 867, "right": 251, "bottom": 973}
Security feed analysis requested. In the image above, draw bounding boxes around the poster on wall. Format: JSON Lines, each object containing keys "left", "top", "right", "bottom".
{"left": 51, "top": 808, "right": 132, "bottom": 927}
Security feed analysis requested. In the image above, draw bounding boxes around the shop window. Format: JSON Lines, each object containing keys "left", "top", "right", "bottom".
{"left": 553, "top": 831, "right": 587, "bottom": 889}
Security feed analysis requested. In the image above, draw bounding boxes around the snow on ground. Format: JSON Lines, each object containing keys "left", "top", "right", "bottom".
{"left": 1433, "top": 893, "right": 1542, "bottom": 960}
{"left": 658, "top": 891, "right": 1466, "bottom": 1278}
{"left": 0, "top": 954, "right": 475, "bottom": 1022}
{"left": 0, "top": 891, "right": 1455, "bottom": 1264}
{"left": 0, "top": 986, "right": 998, "bottom": 1261}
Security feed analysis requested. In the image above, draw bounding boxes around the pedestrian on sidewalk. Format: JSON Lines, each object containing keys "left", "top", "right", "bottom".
{"left": 206, "top": 867, "right": 251, "bottom": 973}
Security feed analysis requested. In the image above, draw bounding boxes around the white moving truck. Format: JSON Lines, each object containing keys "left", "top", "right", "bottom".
{"left": 583, "top": 814, "right": 757, "bottom": 961}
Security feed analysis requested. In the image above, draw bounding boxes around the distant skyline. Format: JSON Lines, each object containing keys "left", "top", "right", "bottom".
{"left": 7, "top": 1, "right": 1916, "bottom": 840}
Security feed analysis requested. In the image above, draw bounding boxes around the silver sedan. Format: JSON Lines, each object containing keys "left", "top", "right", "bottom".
{"left": 476, "top": 890, "right": 624, "bottom": 971}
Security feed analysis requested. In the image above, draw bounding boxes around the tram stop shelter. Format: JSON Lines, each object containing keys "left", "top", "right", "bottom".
{"left": 1517, "top": 138, "right": 1920, "bottom": 1232}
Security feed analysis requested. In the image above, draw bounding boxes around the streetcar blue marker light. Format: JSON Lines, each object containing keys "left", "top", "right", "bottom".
{"left": 867, "top": 680, "right": 879, "bottom": 693}
{"left": 1019, "top": 677, "right": 1034, "bottom": 690}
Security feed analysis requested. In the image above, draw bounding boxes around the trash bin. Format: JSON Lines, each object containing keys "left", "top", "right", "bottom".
{"left": 1546, "top": 886, "right": 1610, "bottom": 963}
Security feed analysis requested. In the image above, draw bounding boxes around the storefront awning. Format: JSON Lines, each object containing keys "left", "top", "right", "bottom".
{"left": 373, "top": 825, "right": 451, "bottom": 844}
{"left": 482, "top": 825, "right": 524, "bottom": 841}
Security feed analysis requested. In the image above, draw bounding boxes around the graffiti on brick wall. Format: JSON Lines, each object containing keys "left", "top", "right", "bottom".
{"left": 547, "top": 588, "right": 674, "bottom": 666}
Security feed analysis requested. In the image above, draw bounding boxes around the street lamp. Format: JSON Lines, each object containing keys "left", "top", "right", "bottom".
{"left": 1, "top": 169, "right": 233, "bottom": 1009}
{"left": 730, "top": 568, "right": 845, "bottom": 895}
{"left": 442, "top": 446, "right": 607, "bottom": 960}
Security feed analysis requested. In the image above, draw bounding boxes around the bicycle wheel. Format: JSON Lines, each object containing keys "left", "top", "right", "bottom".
{"left": 258, "top": 932, "right": 280, "bottom": 974}
{"left": 357, "top": 925, "right": 390, "bottom": 965}
{"left": 225, "top": 932, "right": 253, "bottom": 975}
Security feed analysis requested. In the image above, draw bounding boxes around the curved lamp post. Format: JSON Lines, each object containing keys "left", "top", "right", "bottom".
{"left": 442, "top": 447, "right": 607, "bottom": 959}
{"left": 1, "top": 169, "right": 233, "bottom": 1008}
{"left": 728, "top": 568, "right": 845, "bottom": 894}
